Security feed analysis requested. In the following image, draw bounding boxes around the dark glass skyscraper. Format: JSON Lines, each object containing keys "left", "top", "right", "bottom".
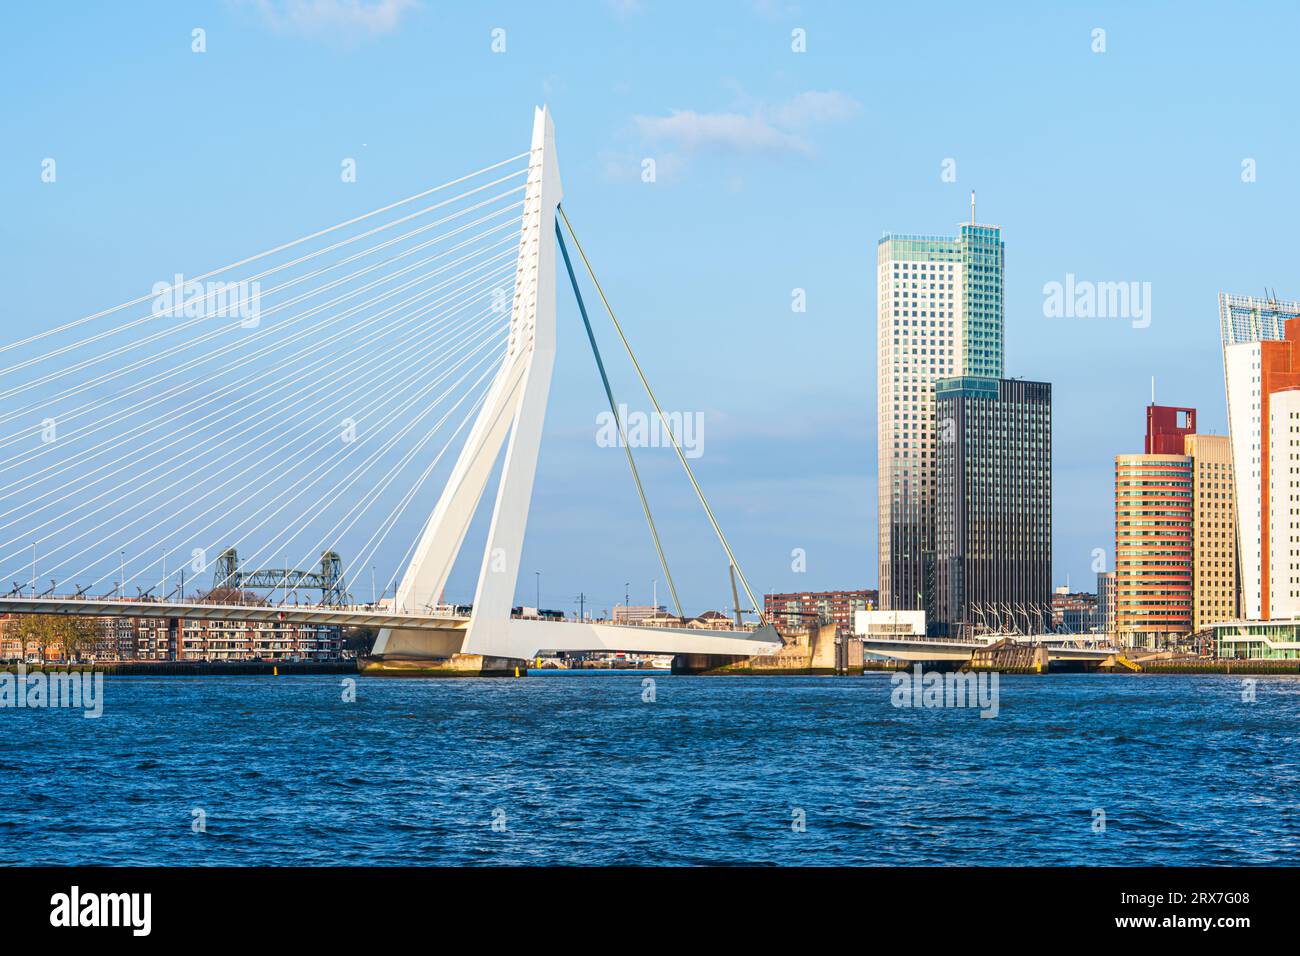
{"left": 933, "top": 376, "right": 1052, "bottom": 636}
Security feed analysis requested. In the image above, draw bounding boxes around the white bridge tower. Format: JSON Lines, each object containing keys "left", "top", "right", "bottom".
{"left": 370, "top": 107, "right": 780, "bottom": 665}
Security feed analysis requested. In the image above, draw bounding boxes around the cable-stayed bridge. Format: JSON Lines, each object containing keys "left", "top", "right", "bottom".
{"left": 0, "top": 107, "right": 780, "bottom": 670}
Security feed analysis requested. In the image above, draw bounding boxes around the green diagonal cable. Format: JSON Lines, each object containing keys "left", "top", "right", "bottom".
{"left": 555, "top": 215, "right": 684, "bottom": 620}
{"left": 558, "top": 206, "right": 767, "bottom": 627}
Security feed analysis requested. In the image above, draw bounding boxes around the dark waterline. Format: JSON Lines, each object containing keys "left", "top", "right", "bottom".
{"left": 3, "top": 673, "right": 1298, "bottom": 866}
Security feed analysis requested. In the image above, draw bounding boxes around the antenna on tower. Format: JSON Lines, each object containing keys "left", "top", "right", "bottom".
{"left": 970, "top": 190, "right": 976, "bottom": 225}
{"left": 1151, "top": 375, "right": 1156, "bottom": 404}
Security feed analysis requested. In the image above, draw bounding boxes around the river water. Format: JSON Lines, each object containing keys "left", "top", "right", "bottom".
{"left": 3, "top": 671, "right": 1298, "bottom": 865}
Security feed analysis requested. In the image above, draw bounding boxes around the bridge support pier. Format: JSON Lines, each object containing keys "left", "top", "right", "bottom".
{"left": 363, "top": 626, "right": 527, "bottom": 676}
{"left": 671, "top": 623, "right": 861, "bottom": 675}
{"left": 359, "top": 654, "right": 527, "bottom": 677}
{"left": 671, "top": 653, "right": 747, "bottom": 675}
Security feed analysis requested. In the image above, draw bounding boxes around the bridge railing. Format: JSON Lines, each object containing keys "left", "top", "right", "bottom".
{"left": 0, "top": 593, "right": 471, "bottom": 620}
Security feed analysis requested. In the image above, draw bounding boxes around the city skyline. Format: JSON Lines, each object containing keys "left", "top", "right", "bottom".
{"left": 4, "top": 2, "right": 1300, "bottom": 612}
{"left": 7, "top": 4, "right": 1300, "bottom": 920}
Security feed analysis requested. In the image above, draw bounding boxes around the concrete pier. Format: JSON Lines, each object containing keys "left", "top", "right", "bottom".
{"left": 672, "top": 623, "right": 862, "bottom": 675}
{"left": 358, "top": 654, "right": 528, "bottom": 677}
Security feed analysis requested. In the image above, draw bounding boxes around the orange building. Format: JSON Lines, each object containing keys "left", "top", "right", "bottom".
{"left": 1115, "top": 400, "right": 1243, "bottom": 645}
{"left": 1114, "top": 453, "right": 1194, "bottom": 646}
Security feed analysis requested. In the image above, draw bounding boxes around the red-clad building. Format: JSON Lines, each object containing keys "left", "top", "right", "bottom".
{"left": 1115, "top": 404, "right": 1200, "bottom": 647}
{"left": 1145, "top": 404, "right": 1196, "bottom": 455}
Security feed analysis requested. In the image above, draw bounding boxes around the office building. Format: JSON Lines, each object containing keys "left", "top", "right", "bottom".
{"left": 1219, "top": 292, "right": 1300, "bottom": 347}
{"left": 1223, "top": 315, "right": 1300, "bottom": 620}
{"left": 1184, "top": 433, "right": 1238, "bottom": 630}
{"left": 934, "top": 376, "right": 1052, "bottom": 635}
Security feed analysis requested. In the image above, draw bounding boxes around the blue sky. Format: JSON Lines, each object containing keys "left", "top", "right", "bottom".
{"left": 2, "top": 1, "right": 1298, "bottom": 615}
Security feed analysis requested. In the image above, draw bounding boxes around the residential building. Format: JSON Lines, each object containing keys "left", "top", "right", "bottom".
{"left": 1096, "top": 571, "right": 1116, "bottom": 634}
{"left": 763, "top": 589, "right": 876, "bottom": 637}
{"left": 1115, "top": 404, "right": 1197, "bottom": 648}
{"left": 1114, "top": 452, "right": 1193, "bottom": 646}
{"left": 933, "top": 376, "right": 1052, "bottom": 636}
{"left": 687, "top": 610, "right": 743, "bottom": 631}
{"left": 1113, "top": 400, "right": 1242, "bottom": 647}
{"left": 611, "top": 604, "right": 665, "bottom": 626}
{"left": 1051, "top": 588, "right": 1099, "bottom": 633}
{"left": 876, "top": 219, "right": 1004, "bottom": 615}
{"left": 176, "top": 619, "right": 341, "bottom": 661}
{"left": 0, "top": 614, "right": 19, "bottom": 660}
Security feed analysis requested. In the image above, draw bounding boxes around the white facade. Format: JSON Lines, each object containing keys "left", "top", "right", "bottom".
{"left": 854, "top": 609, "right": 926, "bottom": 637}
{"left": 876, "top": 241, "right": 961, "bottom": 608}
{"left": 1225, "top": 341, "right": 1263, "bottom": 619}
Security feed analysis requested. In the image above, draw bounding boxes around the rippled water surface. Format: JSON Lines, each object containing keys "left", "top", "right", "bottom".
{"left": 4, "top": 672, "right": 1300, "bottom": 865}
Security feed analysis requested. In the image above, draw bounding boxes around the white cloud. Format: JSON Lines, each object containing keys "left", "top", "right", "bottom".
{"left": 634, "top": 110, "right": 811, "bottom": 156}
{"left": 632, "top": 90, "right": 860, "bottom": 158}
{"left": 770, "top": 90, "right": 861, "bottom": 128}
{"left": 248, "top": 0, "right": 419, "bottom": 37}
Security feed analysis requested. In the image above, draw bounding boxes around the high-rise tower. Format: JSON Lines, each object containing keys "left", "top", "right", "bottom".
{"left": 876, "top": 222, "right": 1004, "bottom": 614}
{"left": 1224, "top": 316, "right": 1300, "bottom": 621}
{"left": 934, "top": 376, "right": 1052, "bottom": 635}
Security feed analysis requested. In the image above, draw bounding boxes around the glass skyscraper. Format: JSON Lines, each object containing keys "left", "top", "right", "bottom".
{"left": 958, "top": 224, "right": 1005, "bottom": 378}
{"left": 876, "top": 221, "right": 1005, "bottom": 615}
{"left": 934, "top": 376, "right": 1052, "bottom": 636}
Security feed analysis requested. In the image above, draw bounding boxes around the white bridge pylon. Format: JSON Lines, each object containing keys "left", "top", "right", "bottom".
{"left": 370, "top": 107, "right": 780, "bottom": 662}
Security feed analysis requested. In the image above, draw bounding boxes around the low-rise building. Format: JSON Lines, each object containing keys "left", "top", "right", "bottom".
{"left": 1051, "top": 587, "right": 1099, "bottom": 633}
{"left": 853, "top": 609, "right": 926, "bottom": 638}
{"left": 764, "top": 589, "right": 876, "bottom": 637}
{"left": 611, "top": 604, "right": 665, "bottom": 625}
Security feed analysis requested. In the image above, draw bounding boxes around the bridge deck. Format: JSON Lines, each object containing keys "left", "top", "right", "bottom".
{"left": 861, "top": 634, "right": 1120, "bottom": 663}
{"left": 0, "top": 596, "right": 467, "bottom": 632}
{"left": 0, "top": 597, "right": 784, "bottom": 657}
